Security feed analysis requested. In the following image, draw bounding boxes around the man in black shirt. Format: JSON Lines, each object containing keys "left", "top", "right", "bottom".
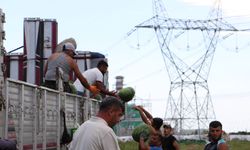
{"left": 161, "top": 124, "right": 179, "bottom": 150}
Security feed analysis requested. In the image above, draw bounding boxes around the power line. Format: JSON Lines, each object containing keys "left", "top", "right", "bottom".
{"left": 101, "top": 28, "right": 137, "bottom": 54}
{"left": 112, "top": 47, "right": 158, "bottom": 74}
{"left": 125, "top": 68, "right": 164, "bottom": 85}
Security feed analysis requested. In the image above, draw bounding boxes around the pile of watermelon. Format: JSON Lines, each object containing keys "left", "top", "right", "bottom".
{"left": 118, "top": 87, "right": 135, "bottom": 102}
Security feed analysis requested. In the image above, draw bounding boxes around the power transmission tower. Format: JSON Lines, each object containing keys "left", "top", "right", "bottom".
{"left": 134, "top": 0, "right": 249, "bottom": 138}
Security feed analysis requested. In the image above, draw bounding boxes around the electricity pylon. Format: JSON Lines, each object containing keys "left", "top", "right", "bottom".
{"left": 134, "top": 0, "right": 249, "bottom": 138}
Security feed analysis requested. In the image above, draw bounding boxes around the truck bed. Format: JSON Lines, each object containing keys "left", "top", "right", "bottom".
{"left": 0, "top": 78, "right": 100, "bottom": 150}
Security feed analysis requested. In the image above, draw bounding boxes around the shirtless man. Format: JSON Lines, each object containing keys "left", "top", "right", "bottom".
{"left": 133, "top": 105, "right": 163, "bottom": 150}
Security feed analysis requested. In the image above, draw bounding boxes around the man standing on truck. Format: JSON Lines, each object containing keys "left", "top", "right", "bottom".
{"left": 44, "top": 42, "right": 99, "bottom": 94}
{"left": 73, "top": 60, "right": 117, "bottom": 98}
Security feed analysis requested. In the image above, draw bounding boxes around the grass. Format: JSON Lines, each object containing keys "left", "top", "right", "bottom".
{"left": 119, "top": 139, "right": 250, "bottom": 150}
{"left": 119, "top": 141, "right": 138, "bottom": 150}
{"left": 228, "top": 140, "right": 250, "bottom": 150}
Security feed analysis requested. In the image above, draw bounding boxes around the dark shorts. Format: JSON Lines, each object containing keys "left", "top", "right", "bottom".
{"left": 44, "top": 80, "right": 72, "bottom": 93}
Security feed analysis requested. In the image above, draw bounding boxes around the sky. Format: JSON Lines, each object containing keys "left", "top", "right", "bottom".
{"left": 1, "top": 0, "right": 250, "bottom": 132}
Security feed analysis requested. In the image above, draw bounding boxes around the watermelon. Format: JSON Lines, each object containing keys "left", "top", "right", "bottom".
{"left": 93, "top": 94, "right": 102, "bottom": 101}
{"left": 69, "top": 82, "right": 77, "bottom": 94}
{"left": 118, "top": 87, "right": 135, "bottom": 102}
{"left": 132, "top": 124, "right": 150, "bottom": 142}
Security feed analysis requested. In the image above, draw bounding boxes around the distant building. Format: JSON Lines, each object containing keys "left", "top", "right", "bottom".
{"left": 115, "top": 100, "right": 152, "bottom": 136}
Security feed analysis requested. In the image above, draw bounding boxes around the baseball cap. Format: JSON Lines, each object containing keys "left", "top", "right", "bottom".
{"left": 63, "top": 42, "right": 76, "bottom": 55}
{"left": 163, "top": 124, "right": 172, "bottom": 129}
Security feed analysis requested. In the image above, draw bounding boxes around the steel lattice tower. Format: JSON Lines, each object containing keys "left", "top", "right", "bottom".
{"left": 134, "top": 0, "right": 247, "bottom": 137}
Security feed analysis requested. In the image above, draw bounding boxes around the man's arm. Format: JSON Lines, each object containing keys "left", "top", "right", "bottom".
{"left": 137, "top": 106, "right": 153, "bottom": 121}
{"left": 133, "top": 106, "right": 152, "bottom": 125}
{"left": 218, "top": 143, "right": 229, "bottom": 150}
{"left": 70, "top": 59, "right": 99, "bottom": 94}
{"left": 95, "top": 81, "right": 117, "bottom": 96}
{"left": 139, "top": 136, "right": 150, "bottom": 150}
{"left": 133, "top": 106, "right": 158, "bottom": 137}
{"left": 173, "top": 140, "right": 180, "bottom": 150}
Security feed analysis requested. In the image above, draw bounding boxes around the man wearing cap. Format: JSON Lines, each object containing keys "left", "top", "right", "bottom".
{"left": 162, "top": 124, "right": 179, "bottom": 150}
{"left": 44, "top": 42, "right": 99, "bottom": 94}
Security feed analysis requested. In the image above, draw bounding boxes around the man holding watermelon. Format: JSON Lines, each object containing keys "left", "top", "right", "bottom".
{"left": 74, "top": 60, "right": 117, "bottom": 98}
{"left": 132, "top": 105, "right": 163, "bottom": 150}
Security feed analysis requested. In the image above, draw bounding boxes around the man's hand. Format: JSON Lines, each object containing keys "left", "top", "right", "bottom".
{"left": 89, "top": 85, "right": 100, "bottom": 95}
{"left": 110, "top": 90, "right": 117, "bottom": 95}
{"left": 132, "top": 105, "right": 142, "bottom": 111}
{"left": 140, "top": 131, "right": 148, "bottom": 141}
{"left": 110, "top": 90, "right": 119, "bottom": 97}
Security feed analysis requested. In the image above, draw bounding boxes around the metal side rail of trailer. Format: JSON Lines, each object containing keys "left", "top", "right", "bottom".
{"left": 0, "top": 78, "right": 100, "bottom": 150}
